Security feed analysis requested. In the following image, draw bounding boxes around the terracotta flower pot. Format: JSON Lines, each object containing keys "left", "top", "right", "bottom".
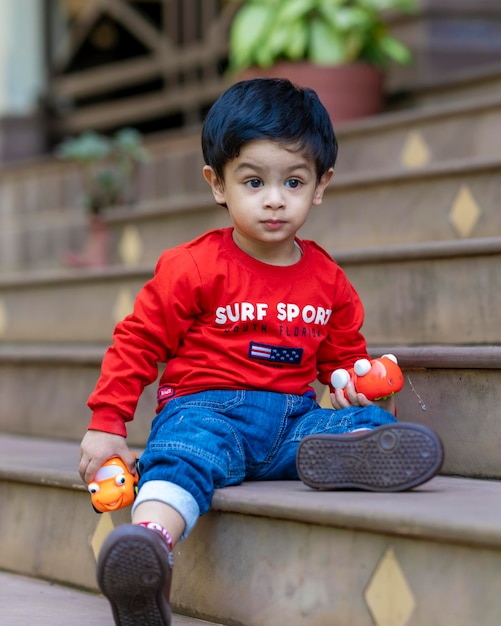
{"left": 64, "top": 214, "right": 110, "bottom": 268}
{"left": 240, "top": 62, "right": 384, "bottom": 125}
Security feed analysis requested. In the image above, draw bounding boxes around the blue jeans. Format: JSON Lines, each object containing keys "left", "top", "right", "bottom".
{"left": 134, "top": 390, "right": 397, "bottom": 538}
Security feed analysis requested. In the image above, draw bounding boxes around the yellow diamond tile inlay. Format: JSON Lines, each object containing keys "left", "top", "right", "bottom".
{"left": 91, "top": 512, "right": 115, "bottom": 561}
{"left": 0, "top": 298, "right": 7, "bottom": 337}
{"left": 112, "top": 287, "right": 135, "bottom": 324}
{"left": 401, "top": 131, "right": 431, "bottom": 169}
{"left": 449, "top": 185, "right": 481, "bottom": 238}
{"left": 119, "top": 225, "right": 143, "bottom": 266}
{"left": 364, "top": 546, "right": 416, "bottom": 626}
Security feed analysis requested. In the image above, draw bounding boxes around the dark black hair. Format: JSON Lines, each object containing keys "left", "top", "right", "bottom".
{"left": 202, "top": 78, "right": 338, "bottom": 182}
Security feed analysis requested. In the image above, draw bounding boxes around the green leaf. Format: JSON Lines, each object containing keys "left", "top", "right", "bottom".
{"left": 358, "top": 0, "right": 417, "bottom": 13}
{"left": 227, "top": 0, "right": 417, "bottom": 71}
{"left": 309, "top": 18, "right": 347, "bottom": 65}
{"left": 377, "top": 34, "right": 413, "bottom": 64}
{"left": 275, "top": 0, "right": 317, "bottom": 23}
{"left": 266, "top": 22, "right": 293, "bottom": 59}
{"left": 284, "top": 20, "right": 310, "bottom": 61}
{"left": 228, "top": 4, "right": 272, "bottom": 70}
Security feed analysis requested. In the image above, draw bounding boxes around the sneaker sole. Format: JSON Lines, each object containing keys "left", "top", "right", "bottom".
{"left": 97, "top": 525, "right": 172, "bottom": 626}
{"left": 297, "top": 423, "right": 444, "bottom": 492}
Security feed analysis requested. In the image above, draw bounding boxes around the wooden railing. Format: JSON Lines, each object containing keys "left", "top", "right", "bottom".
{"left": 45, "top": 0, "right": 236, "bottom": 136}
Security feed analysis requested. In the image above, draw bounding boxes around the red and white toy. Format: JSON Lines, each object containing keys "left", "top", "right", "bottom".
{"left": 331, "top": 354, "right": 404, "bottom": 401}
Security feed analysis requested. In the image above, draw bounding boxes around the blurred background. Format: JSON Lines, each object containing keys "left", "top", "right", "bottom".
{"left": 1, "top": 0, "right": 500, "bottom": 164}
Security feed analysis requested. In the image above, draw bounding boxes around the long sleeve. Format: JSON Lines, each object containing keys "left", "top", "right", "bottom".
{"left": 87, "top": 247, "right": 202, "bottom": 435}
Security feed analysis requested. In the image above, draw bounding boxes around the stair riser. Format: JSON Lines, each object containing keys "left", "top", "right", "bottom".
{"left": 2, "top": 480, "right": 501, "bottom": 626}
{"left": 0, "top": 250, "right": 498, "bottom": 346}
{"left": 0, "top": 481, "right": 102, "bottom": 589}
{"left": 341, "top": 251, "right": 501, "bottom": 345}
{"left": 107, "top": 204, "right": 231, "bottom": 267}
{"left": 175, "top": 510, "right": 501, "bottom": 626}
{"left": 304, "top": 167, "right": 500, "bottom": 253}
{"left": 0, "top": 211, "right": 87, "bottom": 272}
{"left": 0, "top": 197, "right": 230, "bottom": 273}
{"left": 3, "top": 158, "right": 500, "bottom": 272}
{"left": 410, "top": 74, "right": 501, "bottom": 108}
{"left": 103, "top": 165, "right": 500, "bottom": 268}
{"left": 0, "top": 273, "right": 148, "bottom": 343}
{"left": 397, "top": 367, "right": 500, "bottom": 479}
{"left": 336, "top": 102, "right": 501, "bottom": 173}
{"left": 1, "top": 357, "right": 500, "bottom": 478}
{"left": 0, "top": 358, "right": 153, "bottom": 446}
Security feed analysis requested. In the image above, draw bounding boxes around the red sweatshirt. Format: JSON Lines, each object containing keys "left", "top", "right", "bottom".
{"left": 88, "top": 228, "right": 369, "bottom": 436}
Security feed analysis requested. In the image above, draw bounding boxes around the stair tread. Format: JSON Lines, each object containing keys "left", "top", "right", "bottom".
{"left": 2, "top": 433, "right": 501, "bottom": 549}
{"left": 0, "top": 570, "right": 222, "bottom": 626}
{"left": 1, "top": 235, "right": 500, "bottom": 288}
{"left": 1, "top": 342, "right": 501, "bottom": 365}
{"left": 339, "top": 90, "right": 501, "bottom": 133}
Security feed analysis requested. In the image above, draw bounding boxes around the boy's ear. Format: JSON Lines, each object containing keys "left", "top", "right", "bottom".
{"left": 312, "top": 168, "right": 334, "bottom": 206}
{"left": 203, "top": 166, "right": 226, "bottom": 204}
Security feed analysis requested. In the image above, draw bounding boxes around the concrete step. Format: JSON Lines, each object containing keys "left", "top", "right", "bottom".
{"left": 336, "top": 92, "right": 501, "bottom": 174}
{"left": 303, "top": 155, "right": 501, "bottom": 252}
{"left": 395, "top": 61, "right": 501, "bottom": 109}
{"left": 0, "top": 570, "right": 222, "bottom": 626}
{"left": 1, "top": 434, "right": 501, "bottom": 626}
{"left": 0, "top": 344, "right": 500, "bottom": 479}
{"left": 338, "top": 238, "right": 501, "bottom": 345}
{"left": 0, "top": 344, "right": 154, "bottom": 446}
{"left": 3, "top": 87, "right": 501, "bottom": 272}
{"left": 0, "top": 238, "right": 499, "bottom": 346}
{"left": 97, "top": 155, "right": 501, "bottom": 268}
{"left": 386, "top": 5, "right": 501, "bottom": 97}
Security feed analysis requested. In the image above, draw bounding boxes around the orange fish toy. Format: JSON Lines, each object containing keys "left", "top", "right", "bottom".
{"left": 330, "top": 354, "right": 404, "bottom": 401}
{"left": 88, "top": 455, "right": 138, "bottom": 513}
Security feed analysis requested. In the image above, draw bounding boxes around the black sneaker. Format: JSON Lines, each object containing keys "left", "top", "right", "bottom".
{"left": 97, "top": 524, "right": 173, "bottom": 626}
{"left": 297, "top": 423, "right": 444, "bottom": 492}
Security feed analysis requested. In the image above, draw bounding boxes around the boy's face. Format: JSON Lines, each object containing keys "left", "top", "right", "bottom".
{"left": 203, "top": 140, "right": 333, "bottom": 264}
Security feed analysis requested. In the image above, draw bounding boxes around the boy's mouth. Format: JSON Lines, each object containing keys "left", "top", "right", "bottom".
{"left": 263, "top": 220, "right": 285, "bottom": 230}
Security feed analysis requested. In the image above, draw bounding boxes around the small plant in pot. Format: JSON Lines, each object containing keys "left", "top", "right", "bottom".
{"left": 227, "top": 0, "right": 418, "bottom": 123}
{"left": 56, "top": 128, "right": 149, "bottom": 267}
{"left": 56, "top": 128, "right": 149, "bottom": 216}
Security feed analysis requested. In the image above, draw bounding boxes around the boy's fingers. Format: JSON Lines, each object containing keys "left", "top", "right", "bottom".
{"left": 330, "top": 387, "right": 349, "bottom": 409}
{"left": 124, "top": 451, "right": 138, "bottom": 476}
{"left": 78, "top": 457, "right": 87, "bottom": 483}
{"left": 80, "top": 454, "right": 104, "bottom": 484}
{"left": 345, "top": 382, "right": 361, "bottom": 406}
{"left": 355, "top": 392, "right": 371, "bottom": 407}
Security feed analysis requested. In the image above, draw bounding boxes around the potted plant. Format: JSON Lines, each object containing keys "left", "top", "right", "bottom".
{"left": 56, "top": 128, "right": 149, "bottom": 266}
{"left": 227, "top": 0, "right": 418, "bottom": 123}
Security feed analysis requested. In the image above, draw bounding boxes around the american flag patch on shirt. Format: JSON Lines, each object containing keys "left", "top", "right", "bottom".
{"left": 248, "top": 342, "right": 303, "bottom": 365}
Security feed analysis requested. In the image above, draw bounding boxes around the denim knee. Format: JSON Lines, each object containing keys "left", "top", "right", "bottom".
{"left": 138, "top": 393, "right": 248, "bottom": 517}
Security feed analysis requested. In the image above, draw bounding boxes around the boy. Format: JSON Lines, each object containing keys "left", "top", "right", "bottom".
{"left": 79, "top": 78, "right": 443, "bottom": 626}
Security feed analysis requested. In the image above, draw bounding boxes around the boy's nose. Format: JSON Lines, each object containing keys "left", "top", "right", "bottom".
{"left": 264, "top": 187, "right": 285, "bottom": 209}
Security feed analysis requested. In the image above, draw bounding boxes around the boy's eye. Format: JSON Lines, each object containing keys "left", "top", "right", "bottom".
{"left": 246, "top": 178, "right": 262, "bottom": 189}
{"left": 286, "top": 178, "right": 301, "bottom": 189}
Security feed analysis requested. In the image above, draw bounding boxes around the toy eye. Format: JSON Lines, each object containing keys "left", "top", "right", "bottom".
{"left": 382, "top": 353, "right": 398, "bottom": 364}
{"left": 354, "top": 359, "right": 371, "bottom": 376}
{"left": 115, "top": 475, "right": 126, "bottom": 486}
{"left": 331, "top": 369, "right": 350, "bottom": 389}
{"left": 88, "top": 483, "right": 100, "bottom": 494}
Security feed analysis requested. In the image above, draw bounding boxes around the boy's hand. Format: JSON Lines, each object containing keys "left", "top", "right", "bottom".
{"left": 331, "top": 382, "right": 396, "bottom": 416}
{"left": 79, "top": 430, "right": 136, "bottom": 484}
